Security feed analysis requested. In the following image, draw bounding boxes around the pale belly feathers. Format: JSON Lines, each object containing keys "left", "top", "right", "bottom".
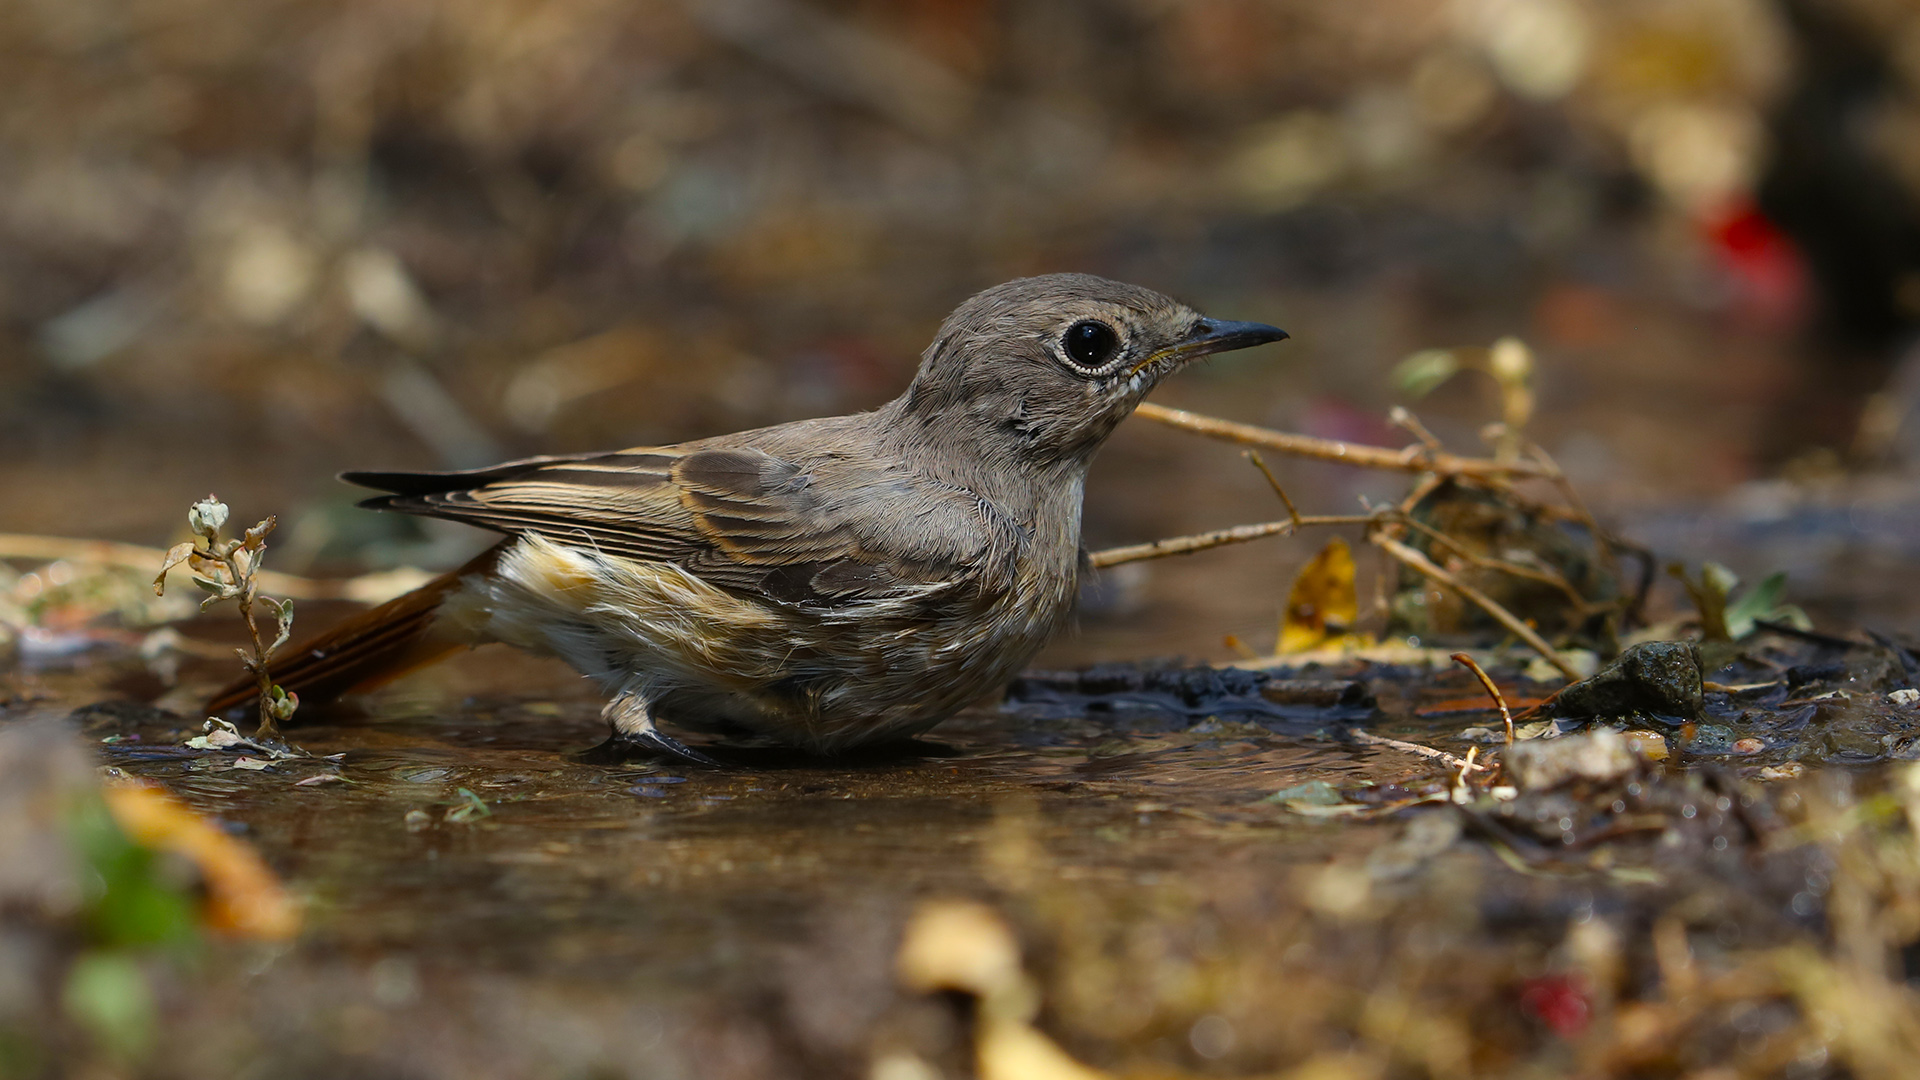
{"left": 437, "top": 533, "right": 1078, "bottom": 751}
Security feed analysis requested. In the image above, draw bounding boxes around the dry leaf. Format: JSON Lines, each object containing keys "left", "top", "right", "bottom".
{"left": 1279, "top": 537, "right": 1361, "bottom": 654}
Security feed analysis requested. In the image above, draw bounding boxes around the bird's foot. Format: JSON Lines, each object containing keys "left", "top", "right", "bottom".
{"left": 584, "top": 726, "right": 721, "bottom": 767}
{"left": 589, "top": 691, "right": 722, "bottom": 766}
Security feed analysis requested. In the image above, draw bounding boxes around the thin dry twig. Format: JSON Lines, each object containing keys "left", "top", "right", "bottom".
{"left": 227, "top": 518, "right": 283, "bottom": 738}
{"left": 1088, "top": 513, "right": 1372, "bottom": 569}
{"left": 1133, "top": 402, "right": 1556, "bottom": 480}
{"left": 1245, "top": 451, "right": 1304, "bottom": 524}
{"left": 1393, "top": 472, "right": 1448, "bottom": 519}
{"left": 1388, "top": 406, "right": 1443, "bottom": 452}
{"left": 1089, "top": 520, "right": 1297, "bottom": 569}
{"left": 1451, "top": 652, "right": 1515, "bottom": 746}
{"left": 1088, "top": 450, "right": 1378, "bottom": 569}
{"left": 1350, "top": 729, "right": 1488, "bottom": 773}
{"left": 1375, "top": 535, "right": 1582, "bottom": 681}
{"left": 1451, "top": 746, "right": 1481, "bottom": 803}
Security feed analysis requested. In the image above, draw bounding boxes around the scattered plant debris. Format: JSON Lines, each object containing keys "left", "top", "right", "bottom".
{"left": 1089, "top": 339, "right": 1649, "bottom": 683}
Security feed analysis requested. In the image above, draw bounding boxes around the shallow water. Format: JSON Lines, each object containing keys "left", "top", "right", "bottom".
{"left": 55, "top": 649, "right": 1390, "bottom": 990}
{"left": 11, "top": 617, "right": 1920, "bottom": 1077}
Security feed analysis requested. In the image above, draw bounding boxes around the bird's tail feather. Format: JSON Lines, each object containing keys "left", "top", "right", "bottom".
{"left": 204, "top": 543, "right": 506, "bottom": 718}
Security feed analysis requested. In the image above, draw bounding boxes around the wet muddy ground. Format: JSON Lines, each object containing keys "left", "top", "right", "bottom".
{"left": 10, "top": 611, "right": 1920, "bottom": 1079}
{"left": 11, "top": 647, "right": 1386, "bottom": 1079}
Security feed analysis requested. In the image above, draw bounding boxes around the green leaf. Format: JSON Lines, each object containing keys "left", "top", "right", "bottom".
{"left": 1768, "top": 604, "right": 1814, "bottom": 632}
{"left": 1725, "top": 570, "right": 1783, "bottom": 640}
{"left": 1722, "top": 570, "right": 1812, "bottom": 639}
{"left": 1393, "top": 349, "right": 1460, "bottom": 399}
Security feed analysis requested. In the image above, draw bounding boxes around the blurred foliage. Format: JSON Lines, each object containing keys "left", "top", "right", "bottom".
{"left": 6, "top": 0, "right": 1919, "bottom": 550}
{"left": 66, "top": 793, "right": 202, "bottom": 953}
{"left": 1670, "top": 559, "right": 1812, "bottom": 642}
{"left": 0, "top": 718, "right": 300, "bottom": 1075}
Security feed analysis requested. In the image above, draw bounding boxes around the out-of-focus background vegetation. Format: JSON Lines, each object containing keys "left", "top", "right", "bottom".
{"left": 7, "top": 0, "right": 1920, "bottom": 649}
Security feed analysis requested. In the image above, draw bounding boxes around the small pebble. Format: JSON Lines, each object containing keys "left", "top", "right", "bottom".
{"left": 403, "top": 809, "right": 433, "bottom": 831}
{"left": 1891, "top": 689, "right": 1919, "bottom": 707}
{"left": 1731, "top": 737, "right": 1765, "bottom": 754}
{"left": 1621, "top": 730, "right": 1669, "bottom": 762}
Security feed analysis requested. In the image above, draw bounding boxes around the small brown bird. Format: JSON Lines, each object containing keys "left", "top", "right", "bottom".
{"left": 210, "top": 274, "right": 1286, "bottom": 758}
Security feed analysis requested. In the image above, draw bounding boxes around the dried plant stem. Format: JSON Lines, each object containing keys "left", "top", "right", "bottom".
{"left": 1245, "top": 451, "right": 1304, "bottom": 523}
{"left": 1088, "top": 514, "right": 1371, "bottom": 569}
{"left": 1350, "top": 729, "right": 1488, "bottom": 772}
{"left": 1132, "top": 402, "right": 1555, "bottom": 480}
{"left": 217, "top": 519, "right": 282, "bottom": 738}
{"left": 1452, "top": 746, "right": 1481, "bottom": 802}
{"left": 1451, "top": 652, "right": 1515, "bottom": 746}
{"left": 1388, "top": 406, "right": 1443, "bottom": 452}
{"left": 1375, "top": 535, "right": 1581, "bottom": 681}
{"left": 1089, "top": 520, "right": 1296, "bottom": 568}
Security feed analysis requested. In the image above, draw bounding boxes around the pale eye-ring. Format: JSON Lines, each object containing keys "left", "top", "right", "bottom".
{"left": 1062, "top": 320, "right": 1120, "bottom": 370}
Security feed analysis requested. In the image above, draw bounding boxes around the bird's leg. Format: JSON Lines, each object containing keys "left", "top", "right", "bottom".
{"left": 590, "top": 690, "right": 721, "bottom": 766}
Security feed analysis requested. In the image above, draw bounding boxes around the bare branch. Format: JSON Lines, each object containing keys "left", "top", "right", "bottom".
{"left": 1388, "top": 406, "right": 1443, "bottom": 452}
{"left": 1350, "top": 729, "right": 1488, "bottom": 773}
{"left": 1451, "top": 651, "right": 1515, "bottom": 746}
{"left": 1244, "top": 451, "right": 1303, "bottom": 525}
{"left": 1088, "top": 519, "right": 1297, "bottom": 568}
{"left": 1088, "top": 513, "right": 1373, "bottom": 569}
{"left": 1133, "top": 402, "right": 1556, "bottom": 480}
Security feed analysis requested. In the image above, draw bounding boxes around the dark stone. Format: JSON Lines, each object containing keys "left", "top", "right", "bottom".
{"left": 1548, "top": 641, "right": 1704, "bottom": 724}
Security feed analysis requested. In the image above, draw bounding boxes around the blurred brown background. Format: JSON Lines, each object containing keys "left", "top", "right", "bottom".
{"left": 7, "top": 0, "right": 1920, "bottom": 652}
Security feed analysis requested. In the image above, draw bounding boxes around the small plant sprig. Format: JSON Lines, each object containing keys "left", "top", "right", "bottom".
{"left": 153, "top": 496, "right": 298, "bottom": 740}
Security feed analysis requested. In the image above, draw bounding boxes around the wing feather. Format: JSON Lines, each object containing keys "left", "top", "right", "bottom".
{"left": 343, "top": 444, "right": 965, "bottom": 607}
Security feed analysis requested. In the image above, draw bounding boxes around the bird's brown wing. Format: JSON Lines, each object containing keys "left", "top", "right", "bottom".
{"left": 344, "top": 445, "right": 959, "bottom": 606}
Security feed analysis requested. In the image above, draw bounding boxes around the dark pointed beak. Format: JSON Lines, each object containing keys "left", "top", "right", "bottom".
{"left": 1183, "top": 318, "right": 1289, "bottom": 357}
{"left": 1128, "top": 316, "right": 1289, "bottom": 377}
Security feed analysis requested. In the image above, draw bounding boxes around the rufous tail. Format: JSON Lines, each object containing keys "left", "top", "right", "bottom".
{"left": 204, "top": 542, "right": 506, "bottom": 718}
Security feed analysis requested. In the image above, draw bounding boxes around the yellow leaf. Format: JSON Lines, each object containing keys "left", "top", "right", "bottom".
{"left": 1279, "top": 537, "right": 1359, "bottom": 654}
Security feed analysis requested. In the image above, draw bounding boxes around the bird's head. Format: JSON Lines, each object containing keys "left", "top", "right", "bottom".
{"left": 899, "top": 273, "right": 1287, "bottom": 469}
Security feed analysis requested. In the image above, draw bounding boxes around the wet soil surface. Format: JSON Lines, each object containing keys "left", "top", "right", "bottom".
{"left": 7, "top": 622, "right": 1920, "bottom": 1078}
{"left": 7, "top": 645, "right": 1394, "bottom": 1077}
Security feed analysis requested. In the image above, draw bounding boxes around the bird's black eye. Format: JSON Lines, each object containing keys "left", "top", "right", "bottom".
{"left": 1062, "top": 320, "right": 1120, "bottom": 370}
